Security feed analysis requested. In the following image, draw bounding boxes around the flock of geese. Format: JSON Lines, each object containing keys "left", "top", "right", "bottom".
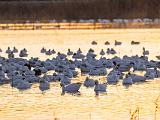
{"left": 91, "top": 40, "right": 140, "bottom": 46}
{"left": 0, "top": 40, "right": 160, "bottom": 96}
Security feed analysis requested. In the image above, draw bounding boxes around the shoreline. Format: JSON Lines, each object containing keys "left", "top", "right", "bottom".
{"left": 0, "top": 22, "right": 160, "bottom": 30}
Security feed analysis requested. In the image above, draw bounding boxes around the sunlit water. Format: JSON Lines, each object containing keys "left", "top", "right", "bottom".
{"left": 0, "top": 29, "right": 160, "bottom": 120}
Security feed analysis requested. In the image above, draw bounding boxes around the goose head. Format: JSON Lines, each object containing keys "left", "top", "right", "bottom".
{"left": 60, "top": 83, "right": 65, "bottom": 95}
{"left": 7, "top": 47, "right": 10, "bottom": 50}
{"left": 143, "top": 47, "right": 145, "bottom": 51}
{"left": 60, "top": 82, "right": 64, "bottom": 87}
{"left": 57, "top": 52, "right": 60, "bottom": 55}
{"left": 88, "top": 48, "right": 94, "bottom": 53}
{"left": 154, "top": 67, "right": 157, "bottom": 71}
{"left": 39, "top": 79, "right": 45, "bottom": 83}
{"left": 113, "top": 61, "right": 117, "bottom": 66}
{"left": 95, "top": 80, "right": 99, "bottom": 85}
{"left": 76, "top": 82, "right": 82, "bottom": 86}
{"left": 86, "top": 77, "right": 89, "bottom": 80}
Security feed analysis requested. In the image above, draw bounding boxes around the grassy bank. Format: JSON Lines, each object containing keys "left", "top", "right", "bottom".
{"left": 0, "top": 0, "right": 159, "bottom": 21}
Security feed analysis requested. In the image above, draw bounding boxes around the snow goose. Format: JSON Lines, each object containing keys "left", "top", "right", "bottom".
{"left": 67, "top": 49, "right": 73, "bottom": 56}
{"left": 107, "top": 74, "right": 119, "bottom": 83}
{"left": 6, "top": 47, "right": 12, "bottom": 54}
{"left": 13, "top": 47, "right": 18, "bottom": 53}
{"left": 143, "top": 47, "right": 149, "bottom": 56}
{"left": 45, "top": 49, "right": 52, "bottom": 56}
{"left": 94, "top": 80, "right": 107, "bottom": 96}
{"left": 41, "top": 47, "right": 46, "bottom": 53}
{"left": 83, "top": 77, "right": 95, "bottom": 87}
{"left": 123, "top": 73, "right": 133, "bottom": 85}
{"left": 16, "top": 80, "right": 31, "bottom": 90}
{"left": 51, "top": 49, "right": 56, "bottom": 54}
{"left": 60, "top": 82, "right": 82, "bottom": 95}
{"left": 100, "top": 49, "right": 105, "bottom": 56}
{"left": 39, "top": 79, "right": 50, "bottom": 92}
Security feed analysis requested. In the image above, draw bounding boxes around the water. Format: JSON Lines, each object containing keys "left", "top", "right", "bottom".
{"left": 0, "top": 29, "right": 160, "bottom": 120}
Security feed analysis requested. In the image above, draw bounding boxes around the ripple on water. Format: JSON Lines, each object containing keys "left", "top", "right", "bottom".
{"left": 0, "top": 29, "right": 160, "bottom": 120}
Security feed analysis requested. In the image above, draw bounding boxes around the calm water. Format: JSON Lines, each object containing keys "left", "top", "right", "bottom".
{"left": 0, "top": 29, "right": 160, "bottom": 120}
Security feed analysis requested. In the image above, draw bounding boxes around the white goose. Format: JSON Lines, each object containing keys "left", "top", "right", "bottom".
{"left": 83, "top": 77, "right": 95, "bottom": 87}
{"left": 143, "top": 47, "right": 149, "bottom": 56}
{"left": 16, "top": 80, "right": 31, "bottom": 90}
{"left": 123, "top": 74, "right": 133, "bottom": 85}
{"left": 100, "top": 49, "right": 105, "bottom": 56}
{"left": 94, "top": 80, "right": 107, "bottom": 96}
{"left": 8, "top": 52, "right": 14, "bottom": 58}
{"left": 51, "top": 49, "right": 56, "bottom": 54}
{"left": 39, "top": 79, "right": 50, "bottom": 92}
{"left": 77, "top": 48, "right": 82, "bottom": 54}
{"left": 67, "top": 49, "right": 73, "bottom": 56}
{"left": 60, "top": 82, "right": 82, "bottom": 95}
{"left": 6, "top": 47, "right": 12, "bottom": 54}
{"left": 45, "top": 49, "right": 52, "bottom": 56}
{"left": 41, "top": 47, "right": 46, "bottom": 53}
{"left": 107, "top": 74, "right": 119, "bottom": 83}
{"left": 13, "top": 47, "right": 18, "bottom": 53}
{"left": 19, "top": 49, "right": 28, "bottom": 57}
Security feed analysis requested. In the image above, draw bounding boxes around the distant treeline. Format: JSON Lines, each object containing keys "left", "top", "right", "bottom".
{"left": 0, "top": 0, "right": 160, "bottom": 23}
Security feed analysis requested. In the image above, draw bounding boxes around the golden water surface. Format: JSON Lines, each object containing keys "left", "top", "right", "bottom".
{"left": 0, "top": 29, "right": 160, "bottom": 120}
